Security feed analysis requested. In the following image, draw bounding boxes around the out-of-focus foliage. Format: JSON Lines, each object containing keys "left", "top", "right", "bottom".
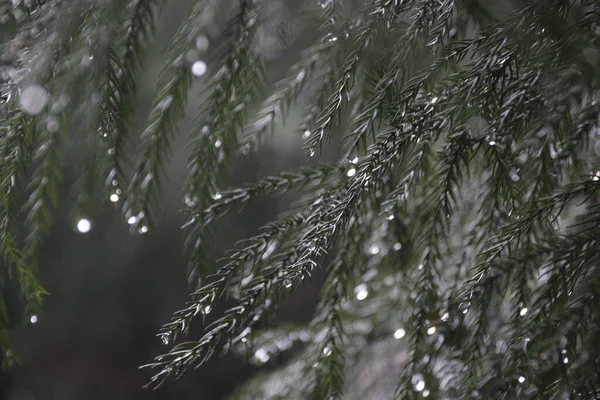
{"left": 2, "top": 0, "right": 600, "bottom": 398}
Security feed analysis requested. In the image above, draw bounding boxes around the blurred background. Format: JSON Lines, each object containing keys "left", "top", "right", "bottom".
{"left": 0, "top": 1, "right": 342, "bottom": 398}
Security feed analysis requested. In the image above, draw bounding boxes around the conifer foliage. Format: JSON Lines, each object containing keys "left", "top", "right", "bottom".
{"left": 2, "top": 0, "right": 600, "bottom": 398}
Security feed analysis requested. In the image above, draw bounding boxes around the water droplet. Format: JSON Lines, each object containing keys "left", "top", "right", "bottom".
{"left": 203, "top": 306, "right": 212, "bottom": 314}
{"left": 76, "top": 218, "right": 92, "bottom": 233}
{"left": 430, "top": 96, "right": 438, "bottom": 104}
{"left": 394, "top": 328, "right": 406, "bottom": 339}
{"left": 563, "top": 357, "right": 569, "bottom": 364}
{"left": 347, "top": 168, "right": 356, "bottom": 177}
{"left": 441, "top": 312, "right": 449, "bottom": 321}
{"left": 214, "top": 139, "right": 222, "bottom": 148}
{"left": 516, "top": 153, "right": 528, "bottom": 165}
{"left": 139, "top": 225, "right": 149, "bottom": 234}
{"left": 393, "top": 242, "right": 402, "bottom": 251}
{"left": 107, "top": 148, "right": 116, "bottom": 155}
{"left": 519, "top": 307, "right": 528, "bottom": 316}
{"left": 192, "top": 60, "right": 207, "bottom": 77}
{"left": 309, "top": 149, "right": 315, "bottom": 157}
{"left": 386, "top": 214, "right": 395, "bottom": 220}
{"left": 30, "top": 315, "right": 38, "bottom": 324}
{"left": 369, "top": 245, "right": 380, "bottom": 255}
{"left": 284, "top": 280, "right": 292, "bottom": 289}
{"left": 46, "top": 116, "right": 59, "bottom": 132}
{"left": 254, "top": 348, "right": 270, "bottom": 363}
{"left": 322, "top": 346, "right": 332, "bottom": 356}
{"left": 518, "top": 375, "right": 526, "bottom": 384}
{"left": 412, "top": 374, "right": 426, "bottom": 392}
{"left": 509, "top": 168, "right": 520, "bottom": 182}
{"left": 160, "top": 334, "right": 170, "bottom": 345}
{"left": 81, "top": 54, "right": 94, "bottom": 67}
{"left": 488, "top": 140, "right": 496, "bottom": 146}
{"left": 212, "top": 192, "right": 222, "bottom": 200}
{"left": 423, "top": 389, "right": 430, "bottom": 397}
{"left": 195, "top": 36, "right": 209, "bottom": 51}
{"left": 427, "top": 326, "right": 436, "bottom": 335}
{"left": 19, "top": 85, "right": 49, "bottom": 115}
{"left": 127, "top": 216, "right": 138, "bottom": 225}
{"left": 417, "top": 264, "right": 424, "bottom": 270}
{"left": 354, "top": 284, "right": 368, "bottom": 300}
{"left": 303, "top": 129, "right": 311, "bottom": 139}
{"left": 109, "top": 193, "right": 119, "bottom": 202}
{"left": 593, "top": 171, "right": 600, "bottom": 181}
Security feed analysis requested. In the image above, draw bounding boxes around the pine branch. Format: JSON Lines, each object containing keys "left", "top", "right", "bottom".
{"left": 0, "top": 106, "right": 47, "bottom": 317}
{"left": 124, "top": 0, "right": 217, "bottom": 225}
{"left": 306, "top": 207, "right": 375, "bottom": 399}
{"left": 182, "top": 0, "right": 266, "bottom": 287}
{"left": 189, "top": 162, "right": 343, "bottom": 228}
{"left": 239, "top": 41, "right": 334, "bottom": 152}
{"left": 145, "top": 220, "right": 307, "bottom": 387}
{"left": 303, "top": 0, "right": 412, "bottom": 156}
{"left": 156, "top": 213, "right": 306, "bottom": 346}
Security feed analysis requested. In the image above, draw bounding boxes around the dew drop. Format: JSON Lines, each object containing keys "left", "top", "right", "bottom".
{"left": 284, "top": 280, "right": 292, "bottom": 289}
{"left": 81, "top": 54, "right": 94, "bottom": 67}
{"left": 354, "top": 284, "right": 368, "bottom": 300}
{"left": 254, "top": 348, "right": 270, "bottom": 363}
{"left": 160, "top": 334, "right": 170, "bottom": 345}
{"left": 459, "top": 301, "right": 471, "bottom": 315}
{"left": 322, "top": 346, "right": 332, "bottom": 356}
{"left": 347, "top": 168, "right": 357, "bottom": 177}
{"left": 563, "top": 357, "right": 569, "bottom": 364}
{"left": 412, "top": 374, "right": 426, "bottom": 392}
{"left": 509, "top": 168, "right": 520, "bottom": 182}
{"left": 109, "top": 193, "right": 119, "bottom": 203}
{"left": 30, "top": 315, "right": 38, "bottom": 324}
{"left": 394, "top": 328, "right": 406, "bottom": 339}
{"left": 516, "top": 153, "right": 529, "bottom": 165}
{"left": 441, "top": 312, "right": 449, "bottom": 321}
{"left": 519, "top": 307, "right": 528, "bottom": 316}
{"left": 427, "top": 326, "right": 436, "bottom": 335}
{"left": 46, "top": 116, "right": 59, "bottom": 132}
{"left": 195, "top": 36, "right": 209, "bottom": 51}
{"left": 212, "top": 192, "right": 222, "bottom": 200}
{"left": 518, "top": 375, "right": 526, "bottom": 384}
{"left": 369, "top": 245, "right": 380, "bottom": 255}
{"left": 76, "top": 218, "right": 92, "bottom": 233}
{"left": 303, "top": 130, "right": 311, "bottom": 139}
{"left": 192, "top": 60, "right": 207, "bottom": 77}
{"left": 19, "top": 85, "right": 49, "bottom": 115}
{"left": 139, "top": 225, "right": 149, "bottom": 234}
